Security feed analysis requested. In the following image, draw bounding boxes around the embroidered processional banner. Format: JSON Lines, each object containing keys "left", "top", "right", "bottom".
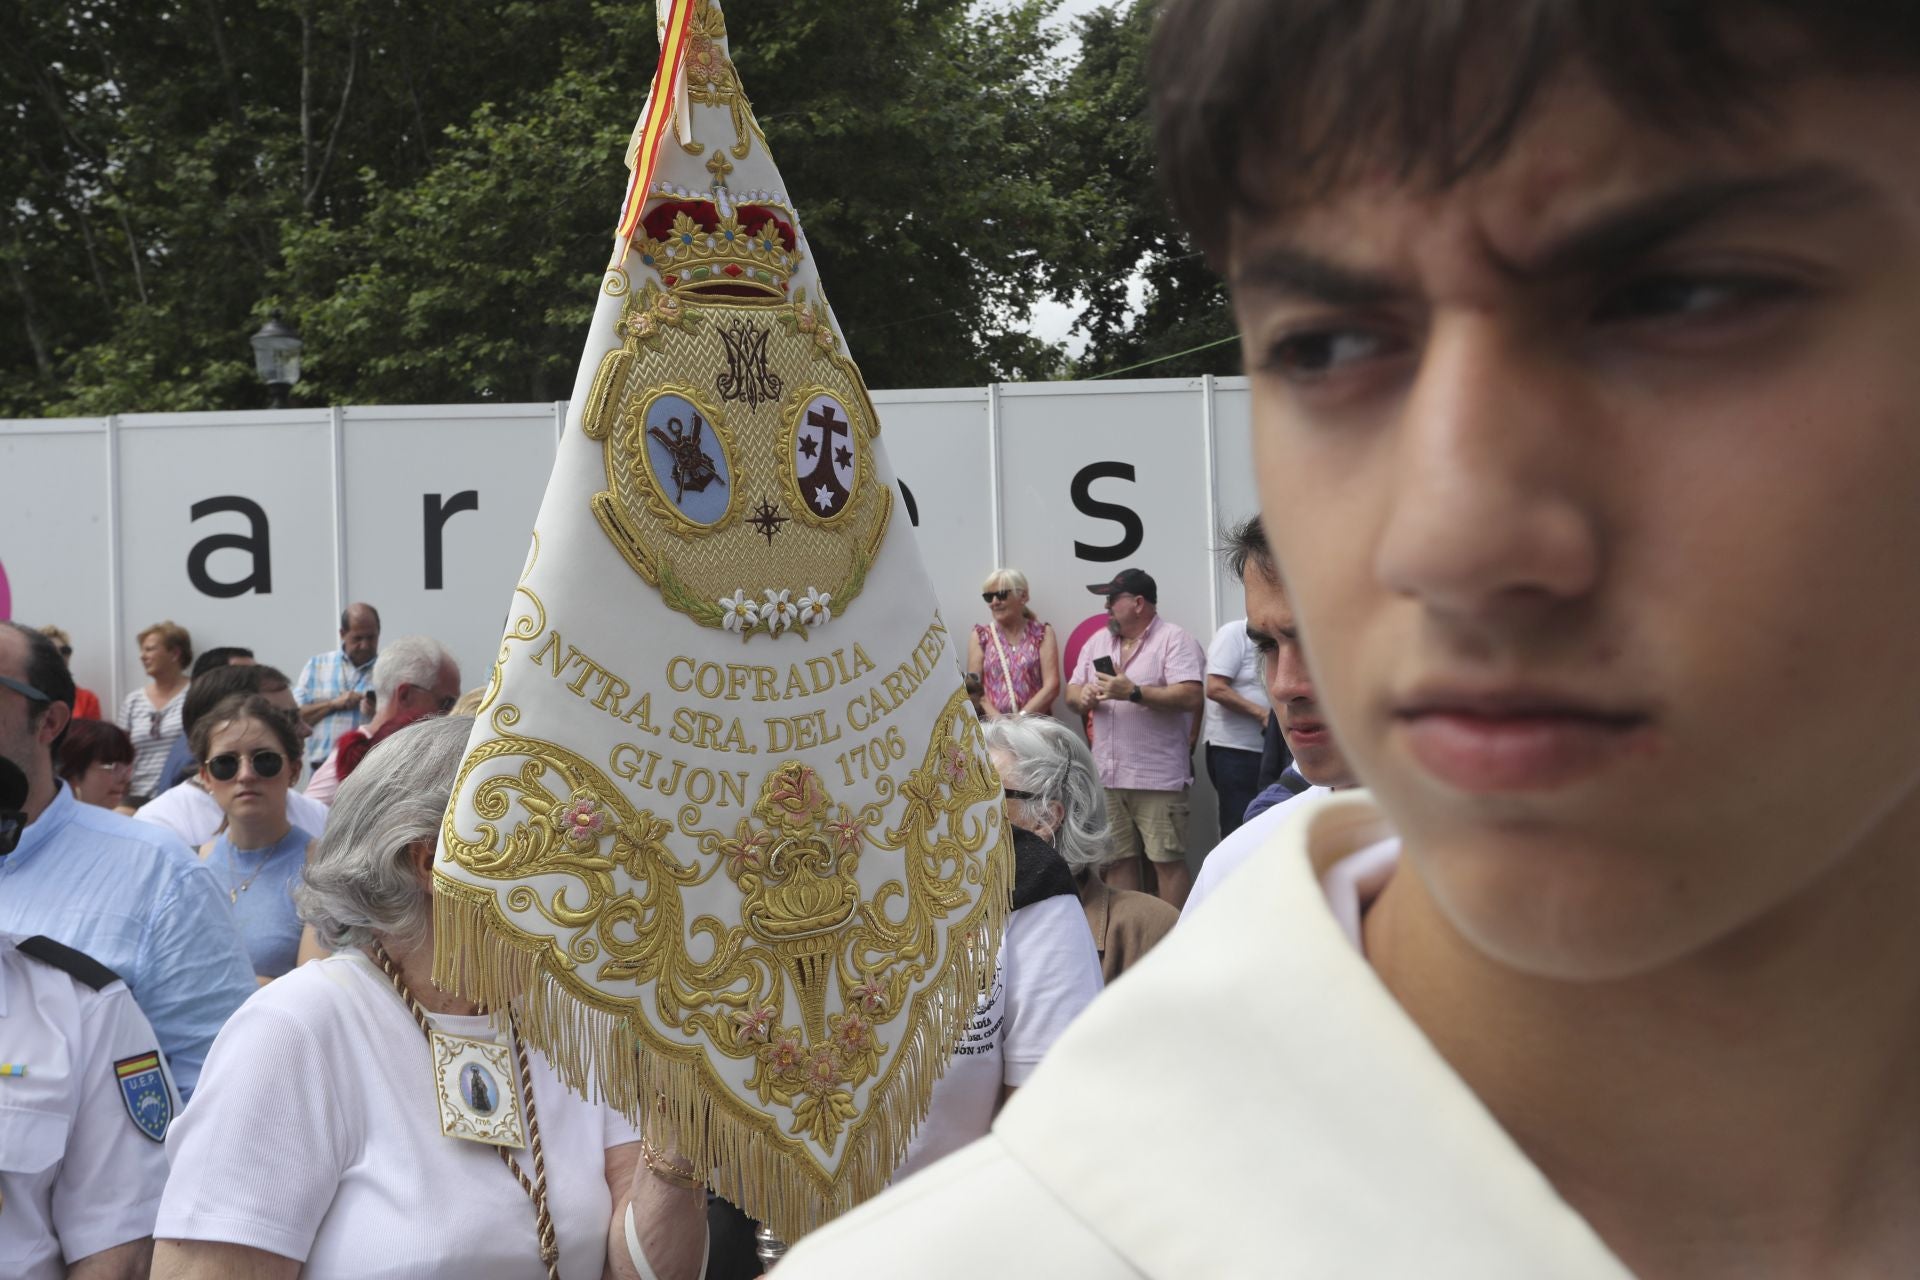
{"left": 430, "top": 0, "right": 1013, "bottom": 1242}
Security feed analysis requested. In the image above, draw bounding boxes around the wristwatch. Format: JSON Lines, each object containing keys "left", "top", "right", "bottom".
{"left": 1127, "top": 686, "right": 1143, "bottom": 703}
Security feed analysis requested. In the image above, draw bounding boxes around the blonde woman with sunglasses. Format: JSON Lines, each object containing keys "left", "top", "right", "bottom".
{"left": 966, "top": 568, "right": 1060, "bottom": 718}
{"left": 192, "top": 693, "right": 312, "bottom": 983}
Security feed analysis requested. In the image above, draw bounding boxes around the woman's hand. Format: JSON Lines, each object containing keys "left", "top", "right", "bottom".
{"left": 605, "top": 1138, "right": 708, "bottom": 1280}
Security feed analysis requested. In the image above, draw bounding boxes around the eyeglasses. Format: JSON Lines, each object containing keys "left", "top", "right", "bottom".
{"left": 56, "top": 645, "right": 72, "bottom": 659}
{"left": 982, "top": 590, "right": 1012, "bottom": 603}
{"left": 1002, "top": 787, "right": 1035, "bottom": 801}
{"left": 438, "top": 694, "right": 458, "bottom": 712}
{"left": 205, "top": 750, "right": 285, "bottom": 782}
{"left": 0, "top": 675, "right": 50, "bottom": 704}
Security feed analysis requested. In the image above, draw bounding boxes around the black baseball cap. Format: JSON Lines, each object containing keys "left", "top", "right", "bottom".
{"left": 1086, "top": 568, "right": 1157, "bottom": 604}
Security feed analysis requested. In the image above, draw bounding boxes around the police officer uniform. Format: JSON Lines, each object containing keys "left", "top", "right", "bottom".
{"left": 0, "top": 932, "right": 178, "bottom": 1280}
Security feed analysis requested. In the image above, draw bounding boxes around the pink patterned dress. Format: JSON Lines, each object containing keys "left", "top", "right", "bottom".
{"left": 973, "top": 619, "right": 1050, "bottom": 715}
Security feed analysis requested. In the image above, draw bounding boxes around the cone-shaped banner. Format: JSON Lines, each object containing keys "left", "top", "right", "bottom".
{"left": 431, "top": 0, "right": 1013, "bottom": 1242}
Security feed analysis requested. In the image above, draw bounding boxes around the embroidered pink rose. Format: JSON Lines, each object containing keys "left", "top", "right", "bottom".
{"left": 762, "top": 1034, "right": 803, "bottom": 1072}
{"left": 834, "top": 1012, "right": 871, "bottom": 1054}
{"left": 559, "top": 796, "right": 604, "bottom": 843}
{"left": 732, "top": 1006, "right": 777, "bottom": 1044}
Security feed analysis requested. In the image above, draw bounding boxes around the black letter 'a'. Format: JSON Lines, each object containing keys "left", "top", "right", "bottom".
{"left": 1070, "top": 461, "right": 1144, "bottom": 562}
{"left": 423, "top": 491, "right": 480, "bottom": 590}
{"left": 188, "top": 496, "right": 272, "bottom": 598}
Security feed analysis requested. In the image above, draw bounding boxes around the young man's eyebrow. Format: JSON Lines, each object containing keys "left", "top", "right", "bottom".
{"left": 1227, "top": 164, "right": 1879, "bottom": 303}
{"left": 1506, "top": 163, "right": 1881, "bottom": 280}
{"left": 1228, "top": 248, "right": 1406, "bottom": 306}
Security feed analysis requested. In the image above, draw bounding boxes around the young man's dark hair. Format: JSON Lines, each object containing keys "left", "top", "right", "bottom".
{"left": 1151, "top": 1, "right": 1920, "bottom": 267}
{"left": 189, "top": 647, "right": 255, "bottom": 679}
{"left": 1219, "top": 515, "right": 1275, "bottom": 585}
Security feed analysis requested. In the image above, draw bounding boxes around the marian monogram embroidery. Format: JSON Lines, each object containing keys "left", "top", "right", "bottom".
{"left": 716, "top": 319, "right": 783, "bottom": 408}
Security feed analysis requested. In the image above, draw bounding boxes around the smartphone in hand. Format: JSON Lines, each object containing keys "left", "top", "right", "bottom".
{"left": 1092, "top": 655, "right": 1117, "bottom": 677}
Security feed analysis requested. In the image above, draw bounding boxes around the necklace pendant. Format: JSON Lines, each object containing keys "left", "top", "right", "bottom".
{"left": 228, "top": 888, "right": 239, "bottom": 904}
{"left": 429, "top": 1030, "right": 527, "bottom": 1148}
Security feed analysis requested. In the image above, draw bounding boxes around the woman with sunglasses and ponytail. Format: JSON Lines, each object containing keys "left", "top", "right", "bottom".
{"left": 191, "top": 693, "right": 311, "bottom": 983}
{"left": 966, "top": 568, "right": 1060, "bottom": 719}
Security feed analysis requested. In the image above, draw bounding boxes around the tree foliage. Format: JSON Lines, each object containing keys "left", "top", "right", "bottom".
{"left": 1048, "top": 0, "right": 1238, "bottom": 380}
{"left": 1, "top": 0, "right": 1094, "bottom": 414}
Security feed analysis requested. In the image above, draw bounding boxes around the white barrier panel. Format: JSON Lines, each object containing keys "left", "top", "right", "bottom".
{"left": 0, "top": 377, "right": 1264, "bottom": 855}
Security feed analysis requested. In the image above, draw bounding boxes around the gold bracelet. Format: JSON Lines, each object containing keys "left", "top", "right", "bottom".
{"left": 642, "top": 1141, "right": 704, "bottom": 1190}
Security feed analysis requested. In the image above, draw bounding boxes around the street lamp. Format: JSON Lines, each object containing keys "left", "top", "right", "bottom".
{"left": 249, "top": 311, "right": 303, "bottom": 409}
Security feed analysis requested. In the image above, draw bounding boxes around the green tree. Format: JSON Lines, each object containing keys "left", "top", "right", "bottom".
{"left": 1047, "top": 0, "right": 1238, "bottom": 381}
{"left": 1, "top": 0, "right": 1082, "bottom": 414}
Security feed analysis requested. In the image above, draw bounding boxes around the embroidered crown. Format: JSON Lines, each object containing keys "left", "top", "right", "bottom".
{"left": 634, "top": 183, "right": 801, "bottom": 300}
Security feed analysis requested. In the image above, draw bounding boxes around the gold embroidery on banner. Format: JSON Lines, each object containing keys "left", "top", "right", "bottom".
{"left": 582, "top": 288, "right": 891, "bottom": 640}
{"left": 433, "top": 689, "right": 1013, "bottom": 1232}
{"left": 480, "top": 537, "right": 547, "bottom": 717}
{"left": 678, "top": 0, "right": 768, "bottom": 161}
{"left": 715, "top": 320, "right": 783, "bottom": 408}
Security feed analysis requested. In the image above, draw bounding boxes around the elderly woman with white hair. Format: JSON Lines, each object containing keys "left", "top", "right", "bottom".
{"left": 877, "top": 714, "right": 1105, "bottom": 1184}
{"left": 985, "top": 713, "right": 1177, "bottom": 986}
{"left": 152, "top": 716, "right": 711, "bottom": 1280}
{"left": 966, "top": 568, "right": 1060, "bottom": 717}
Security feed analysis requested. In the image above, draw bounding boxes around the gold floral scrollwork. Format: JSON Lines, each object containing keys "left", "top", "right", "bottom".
{"left": 439, "top": 688, "right": 1007, "bottom": 1160}
{"left": 679, "top": 0, "right": 768, "bottom": 160}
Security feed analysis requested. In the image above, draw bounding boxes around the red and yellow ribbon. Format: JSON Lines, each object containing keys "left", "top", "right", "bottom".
{"left": 611, "top": 0, "right": 697, "bottom": 264}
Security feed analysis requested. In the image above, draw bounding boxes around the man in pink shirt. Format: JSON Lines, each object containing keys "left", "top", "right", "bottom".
{"left": 1066, "top": 568, "right": 1206, "bottom": 907}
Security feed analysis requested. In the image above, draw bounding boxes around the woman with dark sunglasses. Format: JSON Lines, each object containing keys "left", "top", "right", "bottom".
{"left": 190, "top": 693, "right": 311, "bottom": 983}
{"left": 965, "top": 567, "right": 1061, "bottom": 719}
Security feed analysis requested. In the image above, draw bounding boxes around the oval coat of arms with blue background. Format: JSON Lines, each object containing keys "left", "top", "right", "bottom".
{"left": 641, "top": 392, "right": 732, "bottom": 526}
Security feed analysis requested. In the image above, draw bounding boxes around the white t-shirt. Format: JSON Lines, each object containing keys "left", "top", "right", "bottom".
{"left": 133, "top": 783, "right": 328, "bottom": 848}
{"left": 157, "top": 952, "right": 640, "bottom": 1279}
{"left": 0, "top": 933, "right": 178, "bottom": 1280}
{"left": 1201, "top": 620, "right": 1268, "bottom": 752}
{"left": 890, "top": 894, "right": 1103, "bottom": 1183}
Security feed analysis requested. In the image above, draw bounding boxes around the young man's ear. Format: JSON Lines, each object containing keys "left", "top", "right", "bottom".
{"left": 33, "top": 701, "right": 71, "bottom": 750}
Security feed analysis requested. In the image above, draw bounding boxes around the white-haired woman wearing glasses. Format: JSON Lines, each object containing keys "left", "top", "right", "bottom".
{"left": 882, "top": 714, "right": 1105, "bottom": 1184}
{"left": 966, "top": 568, "right": 1060, "bottom": 718}
{"left": 154, "top": 716, "right": 710, "bottom": 1280}
{"left": 985, "top": 714, "right": 1177, "bottom": 985}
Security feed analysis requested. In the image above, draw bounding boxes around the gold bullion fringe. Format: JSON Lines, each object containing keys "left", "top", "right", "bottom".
{"left": 430, "top": 838, "right": 1013, "bottom": 1245}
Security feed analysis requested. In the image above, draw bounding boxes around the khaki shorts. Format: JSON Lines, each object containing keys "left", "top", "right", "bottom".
{"left": 1104, "top": 787, "right": 1190, "bottom": 863}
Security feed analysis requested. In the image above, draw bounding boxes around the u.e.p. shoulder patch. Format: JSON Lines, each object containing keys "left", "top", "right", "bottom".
{"left": 113, "top": 1052, "right": 172, "bottom": 1142}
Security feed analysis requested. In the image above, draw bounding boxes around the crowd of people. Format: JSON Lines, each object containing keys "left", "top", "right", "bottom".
{"left": 10, "top": 1, "right": 1917, "bottom": 1275}
{"left": 0, "top": 546, "right": 1317, "bottom": 1278}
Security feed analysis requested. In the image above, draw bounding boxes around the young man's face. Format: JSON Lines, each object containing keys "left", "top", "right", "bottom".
{"left": 1242, "top": 563, "right": 1352, "bottom": 788}
{"left": 1232, "top": 67, "right": 1920, "bottom": 981}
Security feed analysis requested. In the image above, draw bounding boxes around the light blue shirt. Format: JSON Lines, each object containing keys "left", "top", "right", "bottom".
{"left": 0, "top": 783, "right": 257, "bottom": 1096}
{"left": 204, "top": 827, "right": 309, "bottom": 979}
{"left": 294, "top": 647, "right": 374, "bottom": 768}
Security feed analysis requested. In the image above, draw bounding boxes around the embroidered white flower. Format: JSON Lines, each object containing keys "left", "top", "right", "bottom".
{"left": 761, "top": 588, "right": 798, "bottom": 634}
{"left": 798, "top": 588, "right": 833, "bottom": 627}
{"left": 720, "top": 589, "right": 760, "bottom": 632}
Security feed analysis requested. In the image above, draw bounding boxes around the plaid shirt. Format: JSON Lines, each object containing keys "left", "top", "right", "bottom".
{"left": 293, "top": 647, "right": 375, "bottom": 766}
